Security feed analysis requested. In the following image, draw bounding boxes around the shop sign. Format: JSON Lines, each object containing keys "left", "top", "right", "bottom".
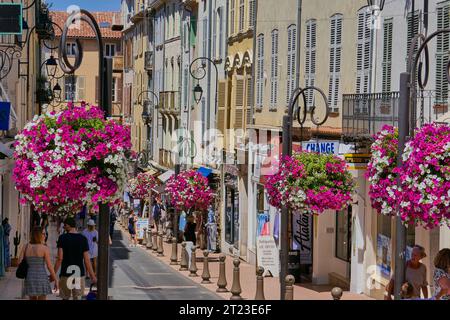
{"left": 292, "top": 212, "right": 313, "bottom": 264}
{"left": 136, "top": 218, "right": 149, "bottom": 240}
{"left": 301, "top": 140, "right": 340, "bottom": 155}
{"left": 257, "top": 236, "right": 280, "bottom": 277}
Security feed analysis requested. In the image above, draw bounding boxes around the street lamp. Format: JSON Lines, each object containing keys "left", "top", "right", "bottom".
{"left": 52, "top": 82, "right": 62, "bottom": 98}
{"left": 367, "top": 0, "right": 385, "bottom": 10}
{"left": 45, "top": 56, "right": 58, "bottom": 79}
{"left": 193, "top": 83, "right": 203, "bottom": 105}
{"left": 280, "top": 86, "right": 330, "bottom": 300}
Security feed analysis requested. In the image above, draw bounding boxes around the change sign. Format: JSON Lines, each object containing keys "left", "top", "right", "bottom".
{"left": 0, "top": 4, "right": 22, "bottom": 35}
{"left": 301, "top": 140, "right": 340, "bottom": 155}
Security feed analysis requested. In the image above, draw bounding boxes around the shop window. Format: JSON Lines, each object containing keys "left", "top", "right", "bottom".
{"left": 335, "top": 206, "right": 351, "bottom": 262}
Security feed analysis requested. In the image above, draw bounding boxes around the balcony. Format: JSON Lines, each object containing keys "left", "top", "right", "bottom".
{"left": 159, "top": 91, "right": 180, "bottom": 115}
{"left": 113, "top": 56, "right": 123, "bottom": 71}
{"left": 342, "top": 90, "right": 450, "bottom": 144}
{"left": 144, "top": 50, "right": 153, "bottom": 71}
{"left": 159, "top": 148, "right": 174, "bottom": 168}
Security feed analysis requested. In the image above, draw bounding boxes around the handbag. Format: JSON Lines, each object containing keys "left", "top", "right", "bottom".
{"left": 16, "top": 244, "right": 29, "bottom": 279}
{"left": 86, "top": 284, "right": 97, "bottom": 300}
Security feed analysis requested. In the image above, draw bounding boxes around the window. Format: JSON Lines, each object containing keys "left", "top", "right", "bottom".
{"left": 249, "top": 0, "right": 256, "bottom": 29}
{"left": 218, "top": 7, "right": 224, "bottom": 58}
{"left": 105, "top": 43, "right": 116, "bottom": 58}
{"left": 328, "top": 14, "right": 342, "bottom": 112}
{"left": 436, "top": 3, "right": 450, "bottom": 105}
{"left": 230, "top": 0, "right": 235, "bottom": 35}
{"left": 112, "top": 77, "right": 117, "bottom": 102}
{"left": 65, "top": 75, "right": 76, "bottom": 101}
{"left": 286, "top": 24, "right": 297, "bottom": 105}
{"left": 305, "top": 19, "right": 316, "bottom": 108}
{"left": 64, "top": 76, "right": 85, "bottom": 101}
{"left": 382, "top": 19, "right": 393, "bottom": 93}
{"left": 356, "top": 8, "right": 372, "bottom": 95}
{"left": 270, "top": 29, "right": 279, "bottom": 109}
{"left": 256, "top": 33, "right": 264, "bottom": 108}
{"left": 239, "top": 0, "right": 245, "bottom": 32}
{"left": 66, "top": 42, "right": 76, "bottom": 56}
{"left": 336, "top": 206, "right": 351, "bottom": 262}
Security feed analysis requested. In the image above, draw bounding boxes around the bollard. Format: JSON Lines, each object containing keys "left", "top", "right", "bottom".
{"left": 170, "top": 237, "right": 178, "bottom": 265}
{"left": 189, "top": 246, "right": 198, "bottom": 277}
{"left": 146, "top": 229, "right": 152, "bottom": 249}
{"left": 152, "top": 230, "right": 158, "bottom": 252}
{"left": 284, "top": 275, "right": 295, "bottom": 300}
{"left": 179, "top": 242, "right": 189, "bottom": 271}
{"left": 201, "top": 250, "right": 211, "bottom": 284}
{"left": 230, "top": 258, "right": 242, "bottom": 300}
{"left": 254, "top": 266, "right": 265, "bottom": 300}
{"left": 331, "top": 287, "right": 343, "bottom": 300}
{"left": 142, "top": 227, "right": 148, "bottom": 246}
{"left": 157, "top": 232, "right": 164, "bottom": 256}
{"left": 216, "top": 254, "right": 228, "bottom": 292}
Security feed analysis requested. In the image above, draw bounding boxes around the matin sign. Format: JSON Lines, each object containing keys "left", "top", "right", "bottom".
{"left": 0, "top": 4, "right": 22, "bottom": 35}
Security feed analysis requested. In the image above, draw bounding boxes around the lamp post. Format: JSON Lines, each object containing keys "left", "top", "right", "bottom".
{"left": 58, "top": 9, "right": 113, "bottom": 300}
{"left": 392, "top": 29, "right": 450, "bottom": 300}
{"left": 280, "top": 86, "right": 330, "bottom": 299}
{"left": 135, "top": 90, "right": 159, "bottom": 168}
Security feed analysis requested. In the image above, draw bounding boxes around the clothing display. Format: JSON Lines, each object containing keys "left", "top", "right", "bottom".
{"left": 0, "top": 225, "right": 4, "bottom": 277}
{"left": 257, "top": 213, "right": 270, "bottom": 236}
{"left": 205, "top": 208, "right": 217, "bottom": 251}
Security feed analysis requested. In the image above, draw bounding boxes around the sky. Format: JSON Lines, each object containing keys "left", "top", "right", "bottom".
{"left": 45, "top": 0, "right": 121, "bottom": 12}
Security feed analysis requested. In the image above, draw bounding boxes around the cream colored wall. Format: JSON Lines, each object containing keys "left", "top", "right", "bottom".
{"left": 299, "top": 0, "right": 367, "bottom": 130}
{"left": 253, "top": 0, "right": 296, "bottom": 128}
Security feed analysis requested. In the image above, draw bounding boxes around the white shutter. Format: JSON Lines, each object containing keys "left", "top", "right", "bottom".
{"left": 239, "top": 0, "right": 245, "bottom": 32}
{"left": 77, "top": 76, "right": 85, "bottom": 101}
{"left": 203, "top": 18, "right": 208, "bottom": 57}
{"left": 270, "top": 29, "right": 279, "bottom": 109}
{"left": 287, "top": 24, "right": 297, "bottom": 105}
{"left": 249, "top": 0, "right": 255, "bottom": 28}
{"left": 212, "top": 12, "right": 217, "bottom": 59}
{"left": 382, "top": 19, "right": 393, "bottom": 93}
{"left": 436, "top": 3, "right": 450, "bottom": 104}
{"left": 230, "top": 0, "right": 235, "bottom": 35}
{"left": 219, "top": 7, "right": 224, "bottom": 58}
{"left": 356, "top": 9, "right": 371, "bottom": 97}
{"left": 256, "top": 34, "right": 264, "bottom": 108}
{"left": 328, "top": 14, "right": 342, "bottom": 112}
{"left": 305, "top": 19, "right": 316, "bottom": 108}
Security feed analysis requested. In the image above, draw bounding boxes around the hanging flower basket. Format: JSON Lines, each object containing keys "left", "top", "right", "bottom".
{"left": 13, "top": 103, "right": 132, "bottom": 214}
{"left": 165, "top": 169, "right": 213, "bottom": 214}
{"left": 399, "top": 123, "right": 450, "bottom": 229}
{"left": 127, "top": 172, "right": 157, "bottom": 200}
{"left": 265, "top": 151, "right": 354, "bottom": 214}
{"left": 366, "top": 125, "right": 401, "bottom": 216}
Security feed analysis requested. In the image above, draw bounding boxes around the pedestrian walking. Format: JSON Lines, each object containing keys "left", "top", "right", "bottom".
{"left": 78, "top": 206, "right": 87, "bottom": 230}
{"left": 18, "top": 226, "right": 58, "bottom": 300}
{"left": 184, "top": 215, "right": 197, "bottom": 246}
{"left": 432, "top": 248, "right": 450, "bottom": 300}
{"left": 128, "top": 211, "right": 137, "bottom": 247}
{"left": 110, "top": 206, "right": 117, "bottom": 239}
{"left": 385, "top": 245, "right": 428, "bottom": 299}
{"left": 152, "top": 198, "right": 162, "bottom": 232}
{"left": 81, "top": 219, "right": 99, "bottom": 275}
{"left": 2, "top": 218, "right": 11, "bottom": 270}
{"left": 54, "top": 217, "right": 96, "bottom": 300}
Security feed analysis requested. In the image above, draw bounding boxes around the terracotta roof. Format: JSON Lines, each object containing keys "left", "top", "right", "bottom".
{"left": 50, "top": 11, "right": 122, "bottom": 39}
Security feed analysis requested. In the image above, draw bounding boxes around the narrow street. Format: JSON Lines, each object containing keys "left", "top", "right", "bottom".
{"left": 108, "top": 226, "right": 221, "bottom": 300}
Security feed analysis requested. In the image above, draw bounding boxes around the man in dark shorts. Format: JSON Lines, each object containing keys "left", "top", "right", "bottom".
{"left": 54, "top": 217, "right": 97, "bottom": 300}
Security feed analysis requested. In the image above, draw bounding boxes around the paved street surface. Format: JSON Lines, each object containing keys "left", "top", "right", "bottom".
{"left": 109, "top": 226, "right": 221, "bottom": 300}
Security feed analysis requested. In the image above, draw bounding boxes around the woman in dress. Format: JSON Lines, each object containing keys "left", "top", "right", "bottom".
{"left": 128, "top": 211, "right": 137, "bottom": 247}
{"left": 18, "top": 226, "right": 58, "bottom": 300}
{"left": 433, "top": 248, "right": 450, "bottom": 300}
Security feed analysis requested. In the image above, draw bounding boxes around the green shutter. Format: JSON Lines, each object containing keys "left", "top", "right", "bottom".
{"left": 190, "top": 16, "right": 197, "bottom": 46}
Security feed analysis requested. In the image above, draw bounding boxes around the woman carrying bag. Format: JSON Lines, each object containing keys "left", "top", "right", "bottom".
{"left": 17, "top": 226, "right": 58, "bottom": 300}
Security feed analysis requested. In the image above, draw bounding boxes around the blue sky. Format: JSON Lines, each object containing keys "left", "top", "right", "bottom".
{"left": 45, "top": 0, "right": 121, "bottom": 12}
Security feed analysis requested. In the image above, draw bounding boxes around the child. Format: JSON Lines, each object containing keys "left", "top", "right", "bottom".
{"left": 400, "top": 282, "right": 414, "bottom": 299}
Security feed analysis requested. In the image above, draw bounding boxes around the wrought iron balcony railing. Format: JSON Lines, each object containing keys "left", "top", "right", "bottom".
{"left": 342, "top": 90, "right": 449, "bottom": 143}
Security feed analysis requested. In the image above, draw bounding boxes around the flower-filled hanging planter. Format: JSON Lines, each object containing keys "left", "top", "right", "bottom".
{"left": 128, "top": 172, "right": 157, "bottom": 200}
{"left": 165, "top": 169, "right": 213, "bottom": 214}
{"left": 366, "top": 125, "right": 401, "bottom": 216}
{"left": 13, "top": 104, "right": 132, "bottom": 214}
{"left": 399, "top": 123, "right": 450, "bottom": 229}
{"left": 265, "top": 151, "right": 354, "bottom": 214}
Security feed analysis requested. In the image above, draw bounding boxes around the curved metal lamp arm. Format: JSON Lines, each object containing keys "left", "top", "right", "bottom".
{"left": 137, "top": 90, "right": 159, "bottom": 107}
{"left": 189, "top": 57, "right": 218, "bottom": 81}
{"left": 288, "top": 86, "right": 330, "bottom": 128}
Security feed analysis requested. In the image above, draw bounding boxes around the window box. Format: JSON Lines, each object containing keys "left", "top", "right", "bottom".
{"left": 434, "top": 104, "right": 448, "bottom": 114}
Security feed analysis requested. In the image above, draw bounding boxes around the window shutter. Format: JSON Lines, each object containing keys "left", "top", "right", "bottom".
{"left": 256, "top": 34, "right": 264, "bottom": 108}
{"left": 235, "top": 77, "right": 244, "bottom": 129}
{"left": 328, "top": 14, "right": 342, "bottom": 112}
{"left": 356, "top": 10, "right": 371, "bottom": 96}
{"left": 239, "top": 0, "right": 245, "bottom": 32}
{"left": 117, "top": 77, "right": 123, "bottom": 103}
{"left": 436, "top": 4, "right": 450, "bottom": 104}
{"left": 270, "top": 29, "right": 279, "bottom": 109}
{"left": 286, "top": 25, "right": 297, "bottom": 105}
{"left": 305, "top": 20, "right": 316, "bottom": 108}
{"left": 249, "top": 0, "right": 255, "bottom": 28}
{"left": 382, "top": 19, "right": 393, "bottom": 93}
{"left": 217, "top": 81, "right": 226, "bottom": 133}
{"left": 246, "top": 75, "right": 253, "bottom": 125}
{"left": 406, "top": 11, "right": 420, "bottom": 68}
{"left": 230, "top": 0, "right": 235, "bottom": 35}
{"left": 77, "top": 76, "right": 85, "bottom": 101}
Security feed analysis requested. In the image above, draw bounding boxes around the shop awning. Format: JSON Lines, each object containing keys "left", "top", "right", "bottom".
{"left": 157, "top": 169, "right": 175, "bottom": 183}
{"left": 197, "top": 166, "right": 212, "bottom": 177}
